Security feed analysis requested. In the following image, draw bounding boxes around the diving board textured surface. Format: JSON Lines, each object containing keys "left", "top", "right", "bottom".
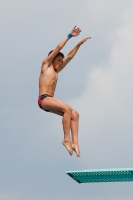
{"left": 66, "top": 168, "right": 133, "bottom": 183}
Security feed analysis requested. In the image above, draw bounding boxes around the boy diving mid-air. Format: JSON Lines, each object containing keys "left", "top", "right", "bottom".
{"left": 38, "top": 26, "right": 91, "bottom": 157}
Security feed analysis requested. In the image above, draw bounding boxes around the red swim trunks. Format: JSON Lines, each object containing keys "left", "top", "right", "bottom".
{"left": 38, "top": 94, "right": 52, "bottom": 112}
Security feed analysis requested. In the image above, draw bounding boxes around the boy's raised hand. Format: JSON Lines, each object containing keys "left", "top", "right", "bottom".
{"left": 78, "top": 37, "right": 91, "bottom": 45}
{"left": 70, "top": 26, "right": 81, "bottom": 37}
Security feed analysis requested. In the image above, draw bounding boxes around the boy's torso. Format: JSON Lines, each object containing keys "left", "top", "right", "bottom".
{"left": 39, "top": 63, "right": 58, "bottom": 96}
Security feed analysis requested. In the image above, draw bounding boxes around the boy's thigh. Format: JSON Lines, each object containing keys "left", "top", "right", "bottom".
{"left": 41, "top": 96, "right": 70, "bottom": 115}
{"left": 50, "top": 110, "right": 64, "bottom": 116}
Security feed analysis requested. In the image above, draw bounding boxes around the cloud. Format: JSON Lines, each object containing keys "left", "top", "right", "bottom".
{"left": 70, "top": 7, "right": 133, "bottom": 169}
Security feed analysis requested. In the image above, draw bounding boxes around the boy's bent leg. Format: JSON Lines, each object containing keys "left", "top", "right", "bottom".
{"left": 41, "top": 96, "right": 73, "bottom": 155}
{"left": 70, "top": 110, "right": 80, "bottom": 157}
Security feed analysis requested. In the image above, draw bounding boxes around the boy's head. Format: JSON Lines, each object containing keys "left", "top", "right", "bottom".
{"left": 48, "top": 51, "right": 64, "bottom": 59}
{"left": 48, "top": 51, "right": 64, "bottom": 71}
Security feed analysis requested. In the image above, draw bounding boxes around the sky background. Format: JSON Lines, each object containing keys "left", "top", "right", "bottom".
{"left": 0, "top": 0, "right": 133, "bottom": 199}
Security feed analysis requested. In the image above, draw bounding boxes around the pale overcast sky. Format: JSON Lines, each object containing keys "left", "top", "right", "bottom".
{"left": 0, "top": 0, "right": 133, "bottom": 199}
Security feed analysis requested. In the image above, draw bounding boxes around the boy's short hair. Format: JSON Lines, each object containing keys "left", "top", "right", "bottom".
{"left": 48, "top": 50, "right": 64, "bottom": 59}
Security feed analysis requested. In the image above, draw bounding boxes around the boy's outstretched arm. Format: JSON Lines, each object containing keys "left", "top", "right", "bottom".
{"left": 42, "top": 26, "right": 81, "bottom": 65}
{"left": 58, "top": 37, "right": 91, "bottom": 72}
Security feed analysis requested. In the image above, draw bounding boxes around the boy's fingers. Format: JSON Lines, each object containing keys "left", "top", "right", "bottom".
{"left": 76, "top": 28, "right": 81, "bottom": 31}
{"left": 76, "top": 29, "right": 81, "bottom": 33}
{"left": 84, "top": 37, "right": 91, "bottom": 40}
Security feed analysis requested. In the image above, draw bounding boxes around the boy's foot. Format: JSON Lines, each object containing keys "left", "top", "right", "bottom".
{"left": 62, "top": 140, "right": 73, "bottom": 155}
{"left": 72, "top": 143, "right": 80, "bottom": 157}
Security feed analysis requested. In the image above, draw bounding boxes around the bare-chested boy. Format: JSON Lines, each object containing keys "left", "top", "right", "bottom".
{"left": 38, "top": 26, "right": 91, "bottom": 157}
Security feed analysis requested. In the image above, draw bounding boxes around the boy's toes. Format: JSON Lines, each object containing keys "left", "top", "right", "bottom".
{"left": 72, "top": 144, "right": 80, "bottom": 157}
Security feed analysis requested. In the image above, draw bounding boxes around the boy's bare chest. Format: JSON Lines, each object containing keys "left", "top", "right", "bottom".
{"left": 46, "top": 68, "right": 58, "bottom": 80}
{"left": 41, "top": 67, "right": 58, "bottom": 84}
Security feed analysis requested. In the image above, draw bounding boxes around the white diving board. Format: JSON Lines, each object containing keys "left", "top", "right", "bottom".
{"left": 66, "top": 168, "right": 133, "bottom": 183}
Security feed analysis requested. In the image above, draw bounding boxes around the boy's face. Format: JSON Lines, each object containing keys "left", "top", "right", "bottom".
{"left": 52, "top": 56, "right": 63, "bottom": 71}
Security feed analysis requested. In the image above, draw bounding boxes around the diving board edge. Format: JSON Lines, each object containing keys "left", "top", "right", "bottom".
{"left": 66, "top": 168, "right": 133, "bottom": 184}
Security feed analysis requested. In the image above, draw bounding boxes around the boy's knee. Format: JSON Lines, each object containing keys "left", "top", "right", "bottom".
{"left": 72, "top": 110, "right": 79, "bottom": 119}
